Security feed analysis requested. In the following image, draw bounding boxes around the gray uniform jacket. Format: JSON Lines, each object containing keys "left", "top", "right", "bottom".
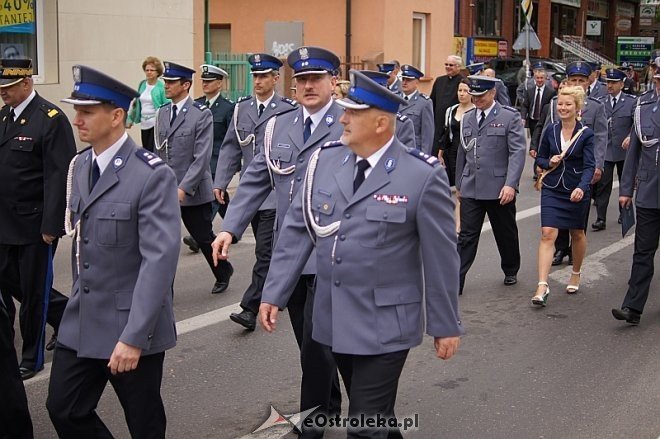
{"left": 638, "top": 89, "right": 659, "bottom": 105}
{"left": 599, "top": 93, "right": 636, "bottom": 163}
{"left": 214, "top": 93, "right": 297, "bottom": 211}
{"left": 456, "top": 104, "right": 527, "bottom": 200}
{"left": 262, "top": 139, "right": 463, "bottom": 355}
{"left": 388, "top": 77, "right": 401, "bottom": 94}
{"left": 589, "top": 81, "right": 608, "bottom": 100}
{"left": 58, "top": 137, "right": 181, "bottom": 359}
{"left": 396, "top": 113, "right": 416, "bottom": 149}
{"left": 620, "top": 100, "right": 660, "bottom": 209}
{"left": 221, "top": 101, "right": 345, "bottom": 274}
{"left": 155, "top": 97, "right": 214, "bottom": 206}
{"left": 399, "top": 91, "right": 434, "bottom": 154}
{"left": 495, "top": 80, "right": 511, "bottom": 106}
{"left": 544, "top": 95, "right": 608, "bottom": 169}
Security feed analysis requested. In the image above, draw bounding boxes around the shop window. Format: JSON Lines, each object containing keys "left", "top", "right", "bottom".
{"left": 412, "top": 13, "right": 427, "bottom": 73}
{"left": 0, "top": 0, "right": 48, "bottom": 83}
{"left": 475, "top": 0, "right": 501, "bottom": 37}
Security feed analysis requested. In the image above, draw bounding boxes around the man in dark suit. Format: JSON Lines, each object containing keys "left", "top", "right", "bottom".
{"left": 155, "top": 61, "right": 233, "bottom": 294}
{"left": 521, "top": 66, "right": 556, "bottom": 139}
{"left": 47, "top": 65, "right": 181, "bottom": 438}
{"left": 212, "top": 46, "right": 344, "bottom": 438}
{"left": 612, "top": 97, "right": 660, "bottom": 326}
{"left": 181, "top": 64, "right": 235, "bottom": 253}
{"left": 259, "top": 70, "right": 462, "bottom": 437}
{"left": 0, "top": 58, "right": 76, "bottom": 379}
{"left": 214, "top": 54, "right": 297, "bottom": 331}
{"left": 430, "top": 55, "right": 464, "bottom": 154}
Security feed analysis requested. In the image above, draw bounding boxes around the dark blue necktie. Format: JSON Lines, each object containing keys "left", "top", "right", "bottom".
{"left": 303, "top": 117, "right": 312, "bottom": 143}
{"left": 90, "top": 159, "right": 100, "bottom": 190}
{"left": 170, "top": 105, "right": 178, "bottom": 126}
{"left": 353, "top": 160, "right": 371, "bottom": 193}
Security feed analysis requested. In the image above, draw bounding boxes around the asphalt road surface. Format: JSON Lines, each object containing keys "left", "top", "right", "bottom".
{"left": 15, "top": 156, "right": 660, "bottom": 439}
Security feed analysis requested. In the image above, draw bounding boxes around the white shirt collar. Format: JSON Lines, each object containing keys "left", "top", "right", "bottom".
{"left": 205, "top": 92, "right": 221, "bottom": 107}
{"left": 92, "top": 132, "right": 128, "bottom": 174}
{"left": 403, "top": 90, "right": 418, "bottom": 100}
{"left": 611, "top": 91, "right": 622, "bottom": 102}
{"left": 171, "top": 96, "right": 190, "bottom": 115}
{"left": 257, "top": 92, "right": 275, "bottom": 109}
{"left": 355, "top": 136, "right": 395, "bottom": 179}
{"left": 12, "top": 90, "right": 36, "bottom": 120}
{"left": 302, "top": 98, "right": 334, "bottom": 135}
{"left": 480, "top": 101, "right": 496, "bottom": 119}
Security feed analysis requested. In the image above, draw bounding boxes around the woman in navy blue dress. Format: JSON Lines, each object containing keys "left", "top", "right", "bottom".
{"left": 531, "top": 86, "right": 595, "bottom": 306}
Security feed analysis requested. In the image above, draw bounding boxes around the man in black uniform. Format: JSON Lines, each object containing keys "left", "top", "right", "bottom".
{"left": 182, "top": 64, "right": 235, "bottom": 253}
{"left": 0, "top": 58, "right": 76, "bottom": 379}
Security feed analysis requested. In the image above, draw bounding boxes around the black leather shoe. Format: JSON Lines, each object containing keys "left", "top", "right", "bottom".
{"left": 45, "top": 334, "right": 57, "bottom": 351}
{"left": 211, "top": 264, "right": 234, "bottom": 294}
{"left": 503, "top": 275, "right": 517, "bottom": 286}
{"left": 612, "top": 307, "right": 641, "bottom": 325}
{"left": 552, "top": 250, "right": 567, "bottom": 266}
{"left": 618, "top": 214, "right": 622, "bottom": 224}
{"left": 20, "top": 367, "right": 42, "bottom": 380}
{"left": 591, "top": 219, "right": 606, "bottom": 231}
{"left": 230, "top": 309, "right": 257, "bottom": 331}
{"left": 183, "top": 235, "right": 200, "bottom": 253}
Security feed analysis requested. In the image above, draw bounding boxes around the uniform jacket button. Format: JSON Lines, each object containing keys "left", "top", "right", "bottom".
{"left": 335, "top": 257, "right": 342, "bottom": 264}
{"left": 334, "top": 280, "right": 341, "bottom": 286}
{"left": 83, "top": 237, "right": 89, "bottom": 243}
{"left": 296, "top": 176, "right": 302, "bottom": 182}
{"left": 344, "top": 213, "right": 351, "bottom": 219}
{"left": 83, "top": 286, "right": 89, "bottom": 293}
{"left": 339, "top": 234, "right": 346, "bottom": 241}
{"left": 83, "top": 212, "right": 89, "bottom": 219}
{"left": 83, "top": 262, "right": 90, "bottom": 269}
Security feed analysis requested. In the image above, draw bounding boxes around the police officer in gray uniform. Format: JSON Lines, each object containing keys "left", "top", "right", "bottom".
{"left": 398, "top": 64, "right": 434, "bottom": 154}
{"left": 214, "top": 54, "right": 297, "bottom": 331}
{"left": 377, "top": 61, "right": 401, "bottom": 94}
{"left": 361, "top": 69, "right": 416, "bottom": 149}
{"left": 638, "top": 58, "right": 660, "bottom": 105}
{"left": 182, "top": 64, "right": 235, "bottom": 253}
{"left": 611, "top": 98, "right": 660, "bottom": 325}
{"left": 47, "top": 65, "right": 180, "bottom": 438}
{"left": 260, "top": 69, "right": 462, "bottom": 438}
{"left": 155, "top": 61, "right": 233, "bottom": 294}
{"left": 456, "top": 75, "right": 526, "bottom": 293}
{"left": 212, "top": 46, "right": 344, "bottom": 436}
{"left": 592, "top": 68, "right": 636, "bottom": 231}
{"left": 541, "top": 61, "right": 608, "bottom": 265}
{"left": 587, "top": 62, "right": 608, "bottom": 100}
{"left": 467, "top": 63, "right": 511, "bottom": 106}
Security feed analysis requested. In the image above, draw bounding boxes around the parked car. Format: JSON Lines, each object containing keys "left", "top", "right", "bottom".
{"left": 488, "top": 57, "right": 566, "bottom": 107}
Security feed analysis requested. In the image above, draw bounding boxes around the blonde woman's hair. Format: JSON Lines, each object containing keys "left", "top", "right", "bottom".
{"left": 336, "top": 80, "right": 351, "bottom": 99}
{"left": 559, "top": 85, "right": 585, "bottom": 110}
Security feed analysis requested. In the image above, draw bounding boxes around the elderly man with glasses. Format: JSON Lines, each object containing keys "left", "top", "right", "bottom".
{"left": 430, "top": 55, "right": 465, "bottom": 156}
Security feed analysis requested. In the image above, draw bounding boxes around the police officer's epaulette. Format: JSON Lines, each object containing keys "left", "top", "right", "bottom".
{"left": 237, "top": 95, "right": 252, "bottom": 103}
{"left": 623, "top": 93, "right": 637, "bottom": 100}
{"left": 135, "top": 149, "right": 165, "bottom": 168}
{"left": 407, "top": 148, "right": 439, "bottom": 166}
{"left": 419, "top": 93, "right": 430, "bottom": 100}
{"left": 322, "top": 140, "right": 343, "bottom": 149}
{"left": 40, "top": 104, "right": 61, "bottom": 118}
{"left": 192, "top": 101, "right": 207, "bottom": 111}
{"left": 638, "top": 99, "right": 654, "bottom": 107}
{"left": 281, "top": 96, "right": 297, "bottom": 106}
{"left": 586, "top": 96, "right": 602, "bottom": 104}
{"left": 397, "top": 113, "right": 408, "bottom": 122}
{"left": 501, "top": 105, "right": 519, "bottom": 113}
{"left": 464, "top": 107, "right": 476, "bottom": 115}
{"left": 159, "top": 102, "right": 170, "bottom": 108}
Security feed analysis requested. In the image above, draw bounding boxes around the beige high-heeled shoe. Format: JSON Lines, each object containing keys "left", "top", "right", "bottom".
{"left": 566, "top": 271, "right": 581, "bottom": 294}
{"left": 531, "top": 281, "right": 550, "bottom": 307}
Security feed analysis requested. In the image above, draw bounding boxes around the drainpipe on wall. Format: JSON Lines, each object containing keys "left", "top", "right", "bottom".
{"left": 205, "top": 0, "right": 211, "bottom": 63}
{"left": 345, "top": 0, "right": 351, "bottom": 78}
